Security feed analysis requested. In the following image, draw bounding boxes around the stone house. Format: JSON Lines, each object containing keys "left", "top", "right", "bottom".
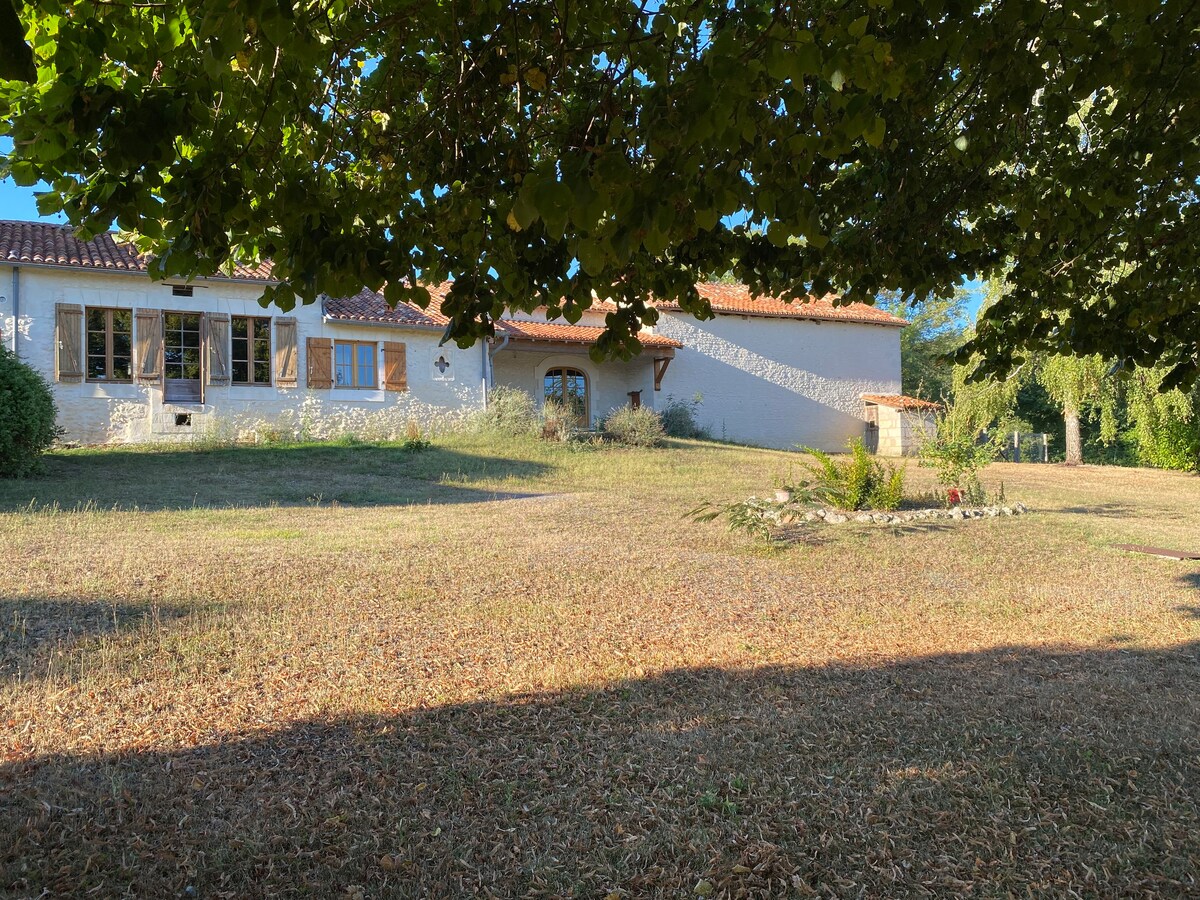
{"left": 1, "top": 220, "right": 930, "bottom": 452}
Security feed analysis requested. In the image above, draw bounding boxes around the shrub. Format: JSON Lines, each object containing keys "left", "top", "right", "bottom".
{"left": 400, "top": 418, "right": 432, "bottom": 452}
{"left": 603, "top": 405, "right": 666, "bottom": 447}
{"left": 918, "top": 409, "right": 999, "bottom": 495}
{"left": 540, "top": 398, "right": 573, "bottom": 442}
{"left": 660, "top": 393, "right": 706, "bottom": 438}
{"left": 793, "top": 438, "right": 906, "bottom": 511}
{"left": 0, "top": 346, "right": 59, "bottom": 477}
{"left": 477, "top": 387, "right": 538, "bottom": 435}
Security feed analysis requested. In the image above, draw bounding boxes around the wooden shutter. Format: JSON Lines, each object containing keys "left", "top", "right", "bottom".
{"left": 135, "top": 309, "right": 162, "bottom": 382}
{"left": 54, "top": 303, "right": 83, "bottom": 382}
{"left": 205, "top": 313, "right": 231, "bottom": 385}
{"left": 275, "top": 317, "right": 298, "bottom": 386}
{"left": 306, "top": 337, "right": 332, "bottom": 389}
{"left": 382, "top": 341, "right": 408, "bottom": 392}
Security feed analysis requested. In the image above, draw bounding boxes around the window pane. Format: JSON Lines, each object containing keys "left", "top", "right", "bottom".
{"left": 231, "top": 316, "right": 248, "bottom": 338}
{"left": 87, "top": 308, "right": 106, "bottom": 331}
{"left": 87, "top": 355, "right": 106, "bottom": 380}
{"left": 87, "top": 330, "right": 106, "bottom": 355}
{"left": 232, "top": 336, "right": 249, "bottom": 363}
{"left": 112, "top": 356, "right": 131, "bottom": 381}
{"left": 164, "top": 313, "right": 181, "bottom": 332}
{"left": 183, "top": 329, "right": 200, "bottom": 349}
{"left": 253, "top": 337, "right": 271, "bottom": 364}
{"left": 357, "top": 344, "right": 374, "bottom": 369}
{"left": 112, "top": 331, "right": 131, "bottom": 359}
{"left": 335, "top": 343, "right": 352, "bottom": 385}
{"left": 254, "top": 361, "right": 270, "bottom": 384}
{"left": 112, "top": 309, "right": 132, "bottom": 333}
{"left": 544, "top": 372, "right": 562, "bottom": 402}
{"left": 232, "top": 361, "right": 249, "bottom": 383}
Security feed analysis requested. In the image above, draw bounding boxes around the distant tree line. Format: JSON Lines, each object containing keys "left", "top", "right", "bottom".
{"left": 884, "top": 286, "right": 1200, "bottom": 471}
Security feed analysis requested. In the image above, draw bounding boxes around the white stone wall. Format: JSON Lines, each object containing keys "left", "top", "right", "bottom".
{"left": 490, "top": 348, "right": 656, "bottom": 428}
{"left": 10, "top": 266, "right": 486, "bottom": 444}
{"left": 652, "top": 312, "right": 902, "bottom": 450}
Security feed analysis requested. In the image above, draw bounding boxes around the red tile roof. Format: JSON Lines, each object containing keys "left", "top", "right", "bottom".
{"left": 0, "top": 220, "right": 274, "bottom": 282}
{"left": 323, "top": 285, "right": 451, "bottom": 327}
{"left": 325, "top": 285, "right": 682, "bottom": 349}
{"left": 652, "top": 283, "right": 908, "bottom": 327}
{"left": 861, "top": 393, "right": 942, "bottom": 410}
{"left": 496, "top": 318, "right": 682, "bottom": 349}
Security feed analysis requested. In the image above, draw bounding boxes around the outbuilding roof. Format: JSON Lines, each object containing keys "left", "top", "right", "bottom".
{"left": 861, "top": 393, "right": 942, "bottom": 411}
{"left": 0, "top": 220, "right": 275, "bottom": 282}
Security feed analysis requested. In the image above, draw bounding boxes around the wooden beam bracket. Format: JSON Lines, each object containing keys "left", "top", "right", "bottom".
{"left": 653, "top": 356, "right": 672, "bottom": 391}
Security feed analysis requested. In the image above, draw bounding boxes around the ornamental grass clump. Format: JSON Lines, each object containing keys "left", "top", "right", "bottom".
{"left": 603, "top": 406, "right": 666, "bottom": 448}
{"left": 794, "top": 438, "right": 906, "bottom": 511}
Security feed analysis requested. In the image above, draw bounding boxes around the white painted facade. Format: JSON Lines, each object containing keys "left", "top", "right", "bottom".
{"left": 3, "top": 260, "right": 906, "bottom": 451}
{"left": 3, "top": 266, "right": 486, "bottom": 445}
{"left": 652, "top": 310, "right": 902, "bottom": 451}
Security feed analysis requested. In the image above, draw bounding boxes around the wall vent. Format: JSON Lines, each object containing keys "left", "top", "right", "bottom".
{"left": 171, "top": 284, "right": 194, "bottom": 297}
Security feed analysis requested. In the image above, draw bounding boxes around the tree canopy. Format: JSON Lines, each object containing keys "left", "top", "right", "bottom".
{"left": 1, "top": 0, "right": 1197, "bottom": 377}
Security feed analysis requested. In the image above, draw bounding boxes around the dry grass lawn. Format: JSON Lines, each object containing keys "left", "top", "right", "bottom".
{"left": 2, "top": 435, "right": 1199, "bottom": 897}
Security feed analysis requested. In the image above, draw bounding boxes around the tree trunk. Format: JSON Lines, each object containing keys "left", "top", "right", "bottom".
{"left": 1064, "top": 405, "right": 1083, "bottom": 465}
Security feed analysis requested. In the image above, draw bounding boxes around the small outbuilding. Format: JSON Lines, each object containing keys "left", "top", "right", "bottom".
{"left": 861, "top": 393, "right": 941, "bottom": 456}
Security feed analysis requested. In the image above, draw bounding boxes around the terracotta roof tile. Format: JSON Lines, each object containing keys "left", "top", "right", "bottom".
{"left": 654, "top": 283, "right": 908, "bottom": 327}
{"left": 324, "top": 285, "right": 450, "bottom": 327}
{"left": 861, "top": 393, "right": 942, "bottom": 411}
{"left": 324, "top": 285, "right": 682, "bottom": 349}
{"left": 496, "top": 319, "right": 682, "bottom": 349}
{"left": 0, "top": 220, "right": 274, "bottom": 281}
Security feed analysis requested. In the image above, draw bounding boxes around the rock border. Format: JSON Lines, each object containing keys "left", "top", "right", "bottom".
{"left": 791, "top": 502, "right": 1029, "bottom": 525}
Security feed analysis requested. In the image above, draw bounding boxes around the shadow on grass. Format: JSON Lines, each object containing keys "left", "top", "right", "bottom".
{"left": 0, "top": 443, "right": 554, "bottom": 512}
{"left": 1058, "top": 502, "right": 1140, "bottom": 518}
{"left": 0, "top": 596, "right": 197, "bottom": 681}
{"left": 5, "top": 642, "right": 1200, "bottom": 896}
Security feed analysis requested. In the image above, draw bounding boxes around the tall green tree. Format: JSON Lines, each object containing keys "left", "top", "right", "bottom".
{"left": 1035, "top": 356, "right": 1119, "bottom": 466}
{"left": 1126, "top": 368, "right": 1200, "bottom": 472}
{"left": 879, "top": 289, "right": 969, "bottom": 400}
{"left": 2, "top": 0, "right": 1198, "bottom": 375}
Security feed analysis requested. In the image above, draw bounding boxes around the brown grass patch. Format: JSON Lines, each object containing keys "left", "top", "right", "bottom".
{"left": 2, "top": 439, "right": 1199, "bottom": 896}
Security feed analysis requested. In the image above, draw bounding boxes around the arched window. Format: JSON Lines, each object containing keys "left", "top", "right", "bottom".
{"left": 544, "top": 367, "right": 589, "bottom": 424}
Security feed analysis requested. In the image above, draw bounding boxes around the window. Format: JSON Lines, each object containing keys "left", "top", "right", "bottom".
{"left": 163, "top": 312, "right": 203, "bottom": 403}
{"left": 85, "top": 307, "right": 133, "bottom": 382}
{"left": 544, "top": 367, "right": 588, "bottom": 424}
{"left": 232, "top": 316, "right": 272, "bottom": 385}
{"left": 334, "top": 340, "right": 377, "bottom": 388}
{"left": 171, "top": 285, "right": 194, "bottom": 297}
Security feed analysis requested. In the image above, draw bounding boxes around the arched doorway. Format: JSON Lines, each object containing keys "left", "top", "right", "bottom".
{"left": 543, "top": 366, "right": 589, "bottom": 425}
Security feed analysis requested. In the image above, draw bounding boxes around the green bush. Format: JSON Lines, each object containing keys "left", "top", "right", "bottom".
{"left": 659, "top": 393, "right": 706, "bottom": 438}
{"left": 793, "top": 438, "right": 906, "bottom": 511}
{"left": 540, "top": 398, "right": 573, "bottom": 442}
{"left": 603, "top": 405, "right": 666, "bottom": 447}
{"left": 0, "top": 345, "right": 59, "bottom": 477}
{"left": 1137, "top": 418, "right": 1200, "bottom": 472}
{"left": 477, "top": 387, "right": 538, "bottom": 435}
{"left": 919, "top": 410, "right": 999, "bottom": 493}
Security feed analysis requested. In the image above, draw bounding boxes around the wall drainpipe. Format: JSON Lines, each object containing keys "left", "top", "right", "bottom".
{"left": 485, "top": 332, "right": 510, "bottom": 404}
{"left": 10, "top": 266, "right": 18, "bottom": 359}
